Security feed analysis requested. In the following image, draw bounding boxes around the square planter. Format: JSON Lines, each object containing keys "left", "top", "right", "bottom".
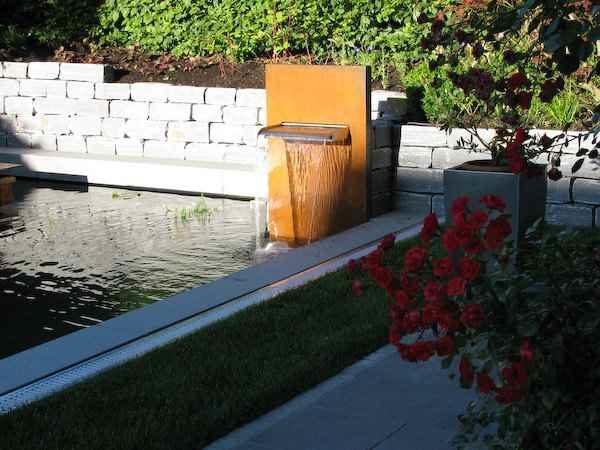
{"left": 444, "top": 164, "right": 547, "bottom": 246}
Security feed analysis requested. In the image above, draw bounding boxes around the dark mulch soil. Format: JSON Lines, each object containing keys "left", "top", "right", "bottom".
{"left": 0, "top": 45, "right": 400, "bottom": 90}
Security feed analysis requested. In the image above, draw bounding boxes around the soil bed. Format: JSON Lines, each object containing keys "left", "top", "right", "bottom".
{"left": 1, "top": 45, "right": 401, "bottom": 90}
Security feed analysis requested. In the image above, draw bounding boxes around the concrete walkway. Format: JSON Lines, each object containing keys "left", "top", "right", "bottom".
{"left": 206, "top": 345, "right": 476, "bottom": 450}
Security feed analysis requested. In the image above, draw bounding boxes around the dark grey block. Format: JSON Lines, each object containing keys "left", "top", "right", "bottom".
{"left": 395, "top": 167, "right": 444, "bottom": 194}
{"left": 444, "top": 165, "right": 547, "bottom": 244}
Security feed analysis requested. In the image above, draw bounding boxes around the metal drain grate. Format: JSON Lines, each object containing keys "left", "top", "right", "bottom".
{"left": 0, "top": 224, "right": 421, "bottom": 414}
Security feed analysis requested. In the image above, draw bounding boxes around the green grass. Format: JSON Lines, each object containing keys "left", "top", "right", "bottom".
{"left": 0, "top": 239, "right": 415, "bottom": 450}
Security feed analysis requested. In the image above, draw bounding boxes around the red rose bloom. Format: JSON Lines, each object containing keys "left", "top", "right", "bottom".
{"left": 424, "top": 280, "right": 446, "bottom": 303}
{"left": 477, "top": 372, "right": 496, "bottom": 394}
{"left": 516, "top": 91, "right": 533, "bottom": 109}
{"left": 412, "top": 341, "right": 436, "bottom": 362}
{"left": 442, "top": 229, "right": 461, "bottom": 252}
{"left": 468, "top": 210, "right": 489, "bottom": 229}
{"left": 389, "top": 324, "right": 401, "bottom": 346}
{"left": 351, "top": 279, "right": 363, "bottom": 296}
{"left": 447, "top": 276, "right": 467, "bottom": 297}
{"left": 422, "top": 303, "right": 442, "bottom": 325}
{"left": 520, "top": 338, "right": 534, "bottom": 362}
{"left": 401, "top": 272, "right": 421, "bottom": 296}
{"left": 404, "top": 246, "right": 428, "bottom": 272}
{"left": 394, "top": 290, "right": 410, "bottom": 311}
{"left": 451, "top": 196, "right": 470, "bottom": 216}
{"left": 367, "top": 249, "right": 383, "bottom": 270}
{"left": 374, "top": 266, "right": 394, "bottom": 289}
{"left": 508, "top": 154, "right": 526, "bottom": 174}
{"left": 407, "top": 310, "right": 422, "bottom": 328}
{"left": 507, "top": 71, "right": 528, "bottom": 91}
{"left": 502, "top": 362, "right": 528, "bottom": 386}
{"left": 436, "top": 335, "right": 455, "bottom": 357}
{"left": 379, "top": 234, "right": 396, "bottom": 251}
{"left": 484, "top": 216, "right": 512, "bottom": 250}
{"left": 480, "top": 194, "right": 506, "bottom": 212}
{"left": 458, "top": 257, "right": 481, "bottom": 281}
{"left": 460, "top": 303, "right": 485, "bottom": 329}
{"left": 432, "top": 256, "right": 453, "bottom": 278}
{"left": 459, "top": 356, "right": 475, "bottom": 384}
{"left": 421, "top": 213, "right": 439, "bottom": 242}
{"left": 495, "top": 386, "right": 523, "bottom": 404}
{"left": 438, "top": 312, "right": 461, "bottom": 333}
{"left": 347, "top": 259, "right": 357, "bottom": 274}
{"left": 463, "top": 237, "right": 484, "bottom": 255}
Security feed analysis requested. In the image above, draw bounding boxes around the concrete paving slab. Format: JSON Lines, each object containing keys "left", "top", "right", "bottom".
{"left": 209, "top": 345, "right": 475, "bottom": 450}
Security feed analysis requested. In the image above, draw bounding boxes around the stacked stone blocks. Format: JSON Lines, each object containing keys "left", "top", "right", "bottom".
{"left": 0, "top": 62, "right": 267, "bottom": 164}
{"left": 394, "top": 124, "right": 600, "bottom": 227}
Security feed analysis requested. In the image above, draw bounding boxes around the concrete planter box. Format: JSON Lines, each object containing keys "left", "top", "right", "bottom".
{"left": 444, "top": 163, "right": 547, "bottom": 245}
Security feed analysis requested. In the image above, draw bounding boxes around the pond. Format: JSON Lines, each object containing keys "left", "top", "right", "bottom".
{"left": 0, "top": 179, "right": 271, "bottom": 359}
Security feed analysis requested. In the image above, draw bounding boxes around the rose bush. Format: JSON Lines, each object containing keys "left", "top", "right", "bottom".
{"left": 416, "top": 0, "right": 599, "bottom": 179}
{"left": 349, "top": 195, "right": 600, "bottom": 449}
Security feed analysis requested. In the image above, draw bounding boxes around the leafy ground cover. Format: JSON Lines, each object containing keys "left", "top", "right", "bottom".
{"left": 0, "top": 239, "right": 415, "bottom": 450}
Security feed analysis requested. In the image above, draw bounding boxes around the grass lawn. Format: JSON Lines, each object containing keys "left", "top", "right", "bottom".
{"left": 0, "top": 239, "right": 415, "bottom": 450}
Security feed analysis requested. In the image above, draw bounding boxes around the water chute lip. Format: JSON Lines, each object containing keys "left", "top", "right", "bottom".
{"left": 258, "top": 123, "right": 349, "bottom": 144}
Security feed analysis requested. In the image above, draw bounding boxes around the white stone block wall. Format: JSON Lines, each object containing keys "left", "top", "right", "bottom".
{"left": 393, "top": 124, "right": 600, "bottom": 227}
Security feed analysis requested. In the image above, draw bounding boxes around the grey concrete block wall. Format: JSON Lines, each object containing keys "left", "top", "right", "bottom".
{"left": 0, "top": 60, "right": 402, "bottom": 203}
{"left": 394, "top": 124, "right": 599, "bottom": 227}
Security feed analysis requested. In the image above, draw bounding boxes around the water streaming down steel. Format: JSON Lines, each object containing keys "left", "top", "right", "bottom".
{"left": 262, "top": 64, "right": 371, "bottom": 244}
{"left": 285, "top": 141, "right": 352, "bottom": 243}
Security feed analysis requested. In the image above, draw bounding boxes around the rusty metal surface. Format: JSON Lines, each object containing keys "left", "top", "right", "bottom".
{"left": 265, "top": 64, "right": 370, "bottom": 242}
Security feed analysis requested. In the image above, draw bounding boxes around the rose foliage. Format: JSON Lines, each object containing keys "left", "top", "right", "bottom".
{"left": 417, "top": 0, "right": 599, "bottom": 179}
{"left": 348, "top": 196, "right": 600, "bottom": 449}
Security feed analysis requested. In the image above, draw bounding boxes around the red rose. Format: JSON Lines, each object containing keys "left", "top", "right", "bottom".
{"left": 463, "top": 237, "right": 484, "bottom": 255}
{"left": 495, "top": 386, "right": 523, "bottom": 404}
{"left": 424, "top": 280, "right": 446, "bottom": 303}
{"left": 436, "top": 335, "right": 455, "bottom": 357}
{"left": 359, "top": 256, "right": 367, "bottom": 270}
{"left": 460, "top": 303, "right": 485, "bottom": 329}
{"left": 451, "top": 196, "right": 470, "bottom": 216}
{"left": 347, "top": 259, "right": 357, "bottom": 274}
{"left": 421, "top": 213, "right": 439, "bottom": 242}
{"left": 379, "top": 234, "right": 396, "bottom": 251}
{"left": 389, "top": 324, "right": 402, "bottom": 346}
{"left": 413, "top": 340, "right": 436, "bottom": 362}
{"left": 459, "top": 356, "right": 475, "bottom": 384}
{"left": 394, "top": 290, "right": 410, "bottom": 310}
{"left": 502, "top": 362, "right": 528, "bottom": 386}
{"left": 438, "top": 312, "right": 460, "bottom": 333}
{"left": 447, "top": 276, "right": 467, "bottom": 297}
{"left": 442, "top": 229, "right": 461, "bottom": 252}
{"left": 367, "top": 249, "right": 383, "bottom": 270}
{"left": 516, "top": 91, "right": 533, "bottom": 109}
{"left": 468, "top": 210, "right": 489, "bottom": 229}
{"left": 508, "top": 154, "right": 526, "bottom": 174}
{"left": 401, "top": 272, "right": 421, "bottom": 296}
{"left": 477, "top": 372, "right": 496, "bottom": 394}
{"left": 480, "top": 194, "right": 506, "bottom": 212}
{"left": 484, "top": 216, "right": 512, "bottom": 250}
{"left": 520, "top": 338, "right": 534, "bottom": 362}
{"left": 374, "top": 266, "right": 394, "bottom": 289}
{"left": 514, "top": 127, "right": 528, "bottom": 145}
{"left": 422, "top": 303, "right": 442, "bottom": 325}
{"left": 458, "top": 257, "right": 481, "bottom": 281}
{"left": 407, "top": 310, "right": 422, "bottom": 328}
{"left": 507, "top": 71, "right": 528, "bottom": 91}
{"left": 351, "top": 279, "right": 363, "bottom": 296}
{"left": 404, "top": 246, "right": 428, "bottom": 272}
{"left": 539, "top": 133, "right": 553, "bottom": 149}
{"left": 432, "top": 256, "right": 453, "bottom": 278}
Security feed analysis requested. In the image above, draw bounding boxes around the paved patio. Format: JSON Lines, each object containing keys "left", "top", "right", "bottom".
{"left": 206, "top": 345, "right": 476, "bottom": 450}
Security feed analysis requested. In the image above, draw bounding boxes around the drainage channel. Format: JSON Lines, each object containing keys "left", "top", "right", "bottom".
{"left": 0, "top": 224, "right": 421, "bottom": 414}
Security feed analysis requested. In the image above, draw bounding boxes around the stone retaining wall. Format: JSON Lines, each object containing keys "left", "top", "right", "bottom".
{"left": 0, "top": 61, "right": 401, "bottom": 208}
{"left": 394, "top": 124, "right": 600, "bottom": 227}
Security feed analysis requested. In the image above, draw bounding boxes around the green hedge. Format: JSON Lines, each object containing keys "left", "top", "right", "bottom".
{"left": 94, "top": 0, "right": 454, "bottom": 61}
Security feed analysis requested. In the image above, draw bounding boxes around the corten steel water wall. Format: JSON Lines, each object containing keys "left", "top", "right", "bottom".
{"left": 262, "top": 65, "right": 371, "bottom": 244}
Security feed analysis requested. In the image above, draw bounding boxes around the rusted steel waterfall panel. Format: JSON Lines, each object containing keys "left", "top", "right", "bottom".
{"left": 265, "top": 64, "right": 371, "bottom": 243}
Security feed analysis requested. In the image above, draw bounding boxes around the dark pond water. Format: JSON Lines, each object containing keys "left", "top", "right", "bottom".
{"left": 0, "top": 179, "right": 271, "bottom": 359}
